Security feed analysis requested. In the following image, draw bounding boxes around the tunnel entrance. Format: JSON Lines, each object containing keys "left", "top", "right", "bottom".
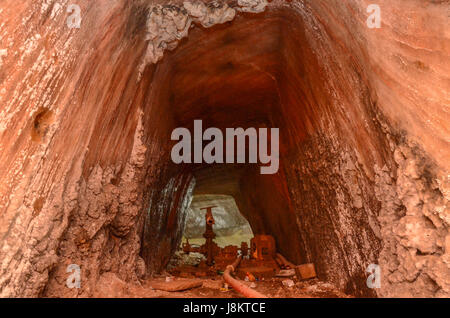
{"left": 132, "top": 2, "right": 393, "bottom": 297}
{"left": 138, "top": 6, "right": 385, "bottom": 298}
{"left": 182, "top": 195, "right": 253, "bottom": 248}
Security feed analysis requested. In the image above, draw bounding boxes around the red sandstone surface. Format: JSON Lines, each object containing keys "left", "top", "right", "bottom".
{"left": 0, "top": 0, "right": 448, "bottom": 298}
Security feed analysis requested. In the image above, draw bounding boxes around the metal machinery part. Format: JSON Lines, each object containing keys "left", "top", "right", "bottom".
{"left": 201, "top": 206, "right": 217, "bottom": 266}
{"left": 223, "top": 256, "right": 268, "bottom": 298}
{"left": 181, "top": 207, "right": 296, "bottom": 279}
{"left": 176, "top": 207, "right": 317, "bottom": 298}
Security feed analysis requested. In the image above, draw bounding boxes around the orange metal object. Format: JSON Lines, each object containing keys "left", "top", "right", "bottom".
{"left": 223, "top": 256, "right": 268, "bottom": 298}
{"left": 201, "top": 206, "right": 218, "bottom": 266}
{"left": 251, "top": 235, "right": 276, "bottom": 260}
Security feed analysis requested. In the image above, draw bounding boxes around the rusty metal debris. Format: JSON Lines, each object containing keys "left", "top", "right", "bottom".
{"left": 201, "top": 206, "right": 218, "bottom": 266}
{"left": 174, "top": 206, "right": 317, "bottom": 297}
{"left": 223, "top": 255, "right": 268, "bottom": 298}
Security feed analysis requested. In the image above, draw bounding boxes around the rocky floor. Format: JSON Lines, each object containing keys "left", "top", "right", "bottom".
{"left": 95, "top": 273, "right": 351, "bottom": 298}
{"left": 93, "top": 249, "right": 351, "bottom": 298}
{"left": 149, "top": 276, "right": 351, "bottom": 298}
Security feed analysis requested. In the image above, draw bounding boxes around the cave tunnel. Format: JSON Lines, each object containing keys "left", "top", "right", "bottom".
{"left": 0, "top": 0, "right": 448, "bottom": 299}
{"left": 139, "top": 8, "right": 385, "bottom": 297}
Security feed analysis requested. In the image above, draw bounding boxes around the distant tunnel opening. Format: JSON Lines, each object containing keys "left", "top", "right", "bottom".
{"left": 182, "top": 194, "right": 253, "bottom": 248}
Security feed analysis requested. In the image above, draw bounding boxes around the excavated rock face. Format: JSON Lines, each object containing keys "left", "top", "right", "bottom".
{"left": 0, "top": 0, "right": 448, "bottom": 298}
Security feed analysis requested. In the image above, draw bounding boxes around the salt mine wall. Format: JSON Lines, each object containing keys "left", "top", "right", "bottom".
{"left": 0, "top": 0, "right": 448, "bottom": 298}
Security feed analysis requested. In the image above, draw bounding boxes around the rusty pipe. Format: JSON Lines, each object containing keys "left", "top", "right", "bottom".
{"left": 206, "top": 215, "right": 215, "bottom": 225}
{"left": 223, "top": 255, "right": 268, "bottom": 298}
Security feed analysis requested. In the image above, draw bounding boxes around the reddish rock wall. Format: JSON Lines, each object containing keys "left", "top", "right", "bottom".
{"left": 0, "top": 0, "right": 448, "bottom": 298}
